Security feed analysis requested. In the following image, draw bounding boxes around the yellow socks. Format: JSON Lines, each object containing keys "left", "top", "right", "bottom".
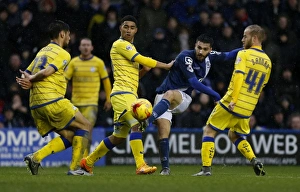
{"left": 201, "top": 137, "right": 215, "bottom": 167}
{"left": 69, "top": 130, "right": 89, "bottom": 171}
{"left": 130, "top": 132, "right": 145, "bottom": 168}
{"left": 201, "top": 136, "right": 256, "bottom": 167}
{"left": 235, "top": 138, "right": 256, "bottom": 161}
{"left": 83, "top": 139, "right": 92, "bottom": 158}
{"left": 34, "top": 136, "right": 71, "bottom": 163}
{"left": 86, "top": 137, "right": 115, "bottom": 167}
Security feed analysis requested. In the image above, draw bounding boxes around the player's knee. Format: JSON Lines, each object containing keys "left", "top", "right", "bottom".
{"left": 163, "top": 90, "right": 175, "bottom": 101}
{"left": 84, "top": 120, "right": 92, "bottom": 132}
{"left": 131, "top": 124, "right": 140, "bottom": 132}
{"left": 228, "top": 131, "right": 238, "bottom": 142}
{"left": 203, "top": 125, "right": 216, "bottom": 137}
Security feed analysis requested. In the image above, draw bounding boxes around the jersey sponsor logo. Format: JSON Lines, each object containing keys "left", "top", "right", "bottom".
{"left": 126, "top": 45, "right": 133, "bottom": 50}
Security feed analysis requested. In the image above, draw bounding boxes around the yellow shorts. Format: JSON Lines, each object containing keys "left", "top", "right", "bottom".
{"left": 111, "top": 93, "right": 139, "bottom": 138}
{"left": 31, "top": 98, "right": 78, "bottom": 137}
{"left": 207, "top": 103, "right": 251, "bottom": 135}
{"left": 77, "top": 105, "right": 98, "bottom": 127}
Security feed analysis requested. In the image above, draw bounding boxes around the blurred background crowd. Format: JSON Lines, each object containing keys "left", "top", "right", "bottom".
{"left": 0, "top": 0, "right": 300, "bottom": 130}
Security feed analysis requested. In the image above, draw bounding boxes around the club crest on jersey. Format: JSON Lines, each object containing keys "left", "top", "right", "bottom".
{"left": 185, "top": 56, "right": 193, "bottom": 65}
{"left": 90, "top": 67, "right": 96, "bottom": 72}
{"left": 63, "top": 60, "right": 68, "bottom": 66}
{"left": 126, "top": 45, "right": 133, "bottom": 50}
{"left": 235, "top": 57, "right": 242, "bottom": 64}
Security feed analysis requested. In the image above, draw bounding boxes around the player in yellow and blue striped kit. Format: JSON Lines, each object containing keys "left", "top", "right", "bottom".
{"left": 17, "top": 20, "right": 92, "bottom": 176}
{"left": 64, "top": 37, "right": 112, "bottom": 157}
{"left": 193, "top": 25, "right": 272, "bottom": 176}
{"left": 79, "top": 15, "right": 174, "bottom": 175}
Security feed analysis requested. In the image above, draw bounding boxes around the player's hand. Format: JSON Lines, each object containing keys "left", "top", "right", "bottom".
{"left": 165, "top": 60, "right": 174, "bottom": 70}
{"left": 103, "top": 100, "right": 112, "bottom": 112}
{"left": 228, "top": 101, "right": 235, "bottom": 111}
{"left": 16, "top": 70, "right": 33, "bottom": 90}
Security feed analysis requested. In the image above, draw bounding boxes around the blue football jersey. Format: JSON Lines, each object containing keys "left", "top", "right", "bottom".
{"left": 156, "top": 49, "right": 240, "bottom": 96}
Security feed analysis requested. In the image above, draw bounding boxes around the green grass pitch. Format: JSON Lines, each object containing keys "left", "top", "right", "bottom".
{"left": 1, "top": 165, "right": 300, "bottom": 192}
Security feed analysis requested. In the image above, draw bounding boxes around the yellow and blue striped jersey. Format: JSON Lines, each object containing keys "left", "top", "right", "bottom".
{"left": 64, "top": 55, "right": 109, "bottom": 106}
{"left": 110, "top": 38, "right": 140, "bottom": 97}
{"left": 220, "top": 46, "right": 272, "bottom": 117}
{"left": 25, "top": 42, "right": 71, "bottom": 109}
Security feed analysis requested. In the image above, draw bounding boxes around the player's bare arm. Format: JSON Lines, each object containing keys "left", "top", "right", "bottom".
{"left": 28, "top": 66, "right": 56, "bottom": 82}
{"left": 102, "top": 78, "right": 112, "bottom": 112}
{"left": 156, "top": 60, "right": 174, "bottom": 70}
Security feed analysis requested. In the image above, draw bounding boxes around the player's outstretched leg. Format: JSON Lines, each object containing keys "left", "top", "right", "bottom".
{"left": 130, "top": 132, "right": 157, "bottom": 175}
{"left": 79, "top": 137, "right": 115, "bottom": 175}
{"left": 234, "top": 136, "right": 266, "bottom": 176}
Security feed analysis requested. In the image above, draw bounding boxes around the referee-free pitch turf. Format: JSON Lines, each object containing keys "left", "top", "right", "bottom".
{"left": 1, "top": 165, "right": 300, "bottom": 192}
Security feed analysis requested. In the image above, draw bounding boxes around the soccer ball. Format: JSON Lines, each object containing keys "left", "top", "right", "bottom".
{"left": 131, "top": 98, "right": 153, "bottom": 121}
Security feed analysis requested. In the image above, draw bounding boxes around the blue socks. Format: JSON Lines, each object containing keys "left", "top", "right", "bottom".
{"left": 150, "top": 99, "right": 171, "bottom": 168}
{"left": 159, "top": 138, "right": 169, "bottom": 168}
{"left": 130, "top": 132, "right": 143, "bottom": 141}
{"left": 148, "top": 99, "right": 170, "bottom": 123}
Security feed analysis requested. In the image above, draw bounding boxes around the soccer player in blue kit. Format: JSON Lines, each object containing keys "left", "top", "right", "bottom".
{"left": 142, "top": 34, "right": 242, "bottom": 175}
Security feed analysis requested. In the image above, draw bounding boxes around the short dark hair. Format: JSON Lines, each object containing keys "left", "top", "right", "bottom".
{"left": 79, "top": 37, "right": 92, "bottom": 45}
{"left": 48, "top": 20, "right": 70, "bottom": 39}
{"left": 120, "top": 15, "right": 137, "bottom": 26}
{"left": 196, "top": 34, "right": 214, "bottom": 47}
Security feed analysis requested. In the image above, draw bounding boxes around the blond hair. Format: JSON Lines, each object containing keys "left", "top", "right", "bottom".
{"left": 245, "top": 25, "right": 265, "bottom": 42}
